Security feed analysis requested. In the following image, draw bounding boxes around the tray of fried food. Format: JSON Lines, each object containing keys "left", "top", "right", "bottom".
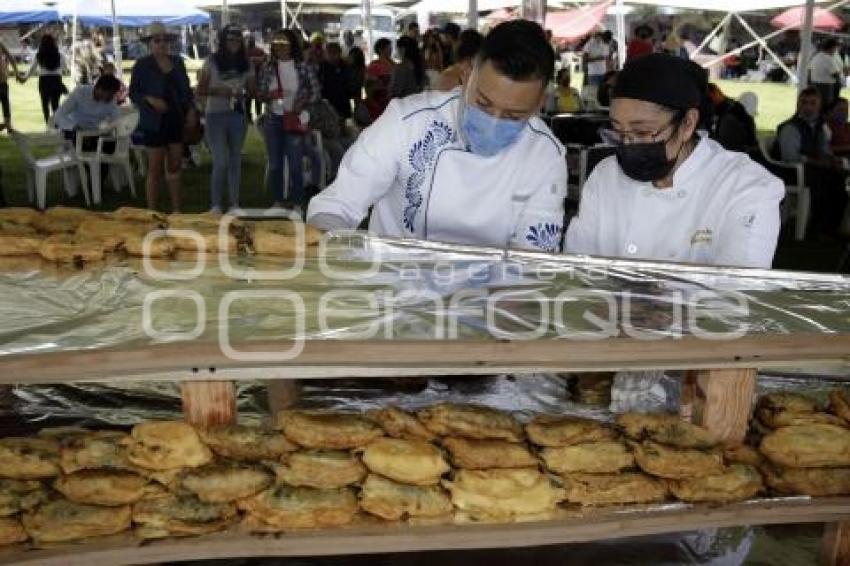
{"left": 196, "top": 424, "right": 298, "bottom": 462}
{"left": 271, "top": 449, "right": 366, "bottom": 489}
{"left": 359, "top": 474, "right": 453, "bottom": 521}
{"left": 756, "top": 392, "right": 845, "bottom": 429}
{"left": 561, "top": 472, "right": 668, "bottom": 506}
{"left": 276, "top": 410, "right": 385, "bottom": 450}
{"left": 238, "top": 484, "right": 359, "bottom": 531}
{"left": 541, "top": 439, "right": 634, "bottom": 475}
{"left": 0, "top": 219, "right": 42, "bottom": 256}
{"left": 180, "top": 461, "right": 274, "bottom": 503}
{"left": 0, "top": 437, "right": 61, "bottom": 480}
{"left": 166, "top": 212, "right": 241, "bottom": 254}
{"left": 761, "top": 462, "right": 850, "bottom": 496}
{"left": 53, "top": 469, "right": 157, "bottom": 506}
{"left": 367, "top": 406, "right": 436, "bottom": 441}
{"left": 443, "top": 467, "right": 565, "bottom": 521}
{"left": 0, "top": 479, "right": 48, "bottom": 518}
{"left": 59, "top": 430, "right": 133, "bottom": 474}
{"left": 525, "top": 414, "right": 616, "bottom": 447}
{"left": 23, "top": 499, "right": 131, "bottom": 543}
{"left": 442, "top": 437, "right": 538, "bottom": 470}
{"left": 0, "top": 517, "right": 28, "bottom": 546}
{"left": 362, "top": 437, "right": 449, "bottom": 485}
{"left": 32, "top": 206, "right": 104, "bottom": 235}
{"left": 417, "top": 403, "right": 524, "bottom": 442}
{"left": 132, "top": 493, "right": 238, "bottom": 539}
{"left": 0, "top": 207, "right": 40, "bottom": 229}
{"left": 38, "top": 233, "right": 110, "bottom": 265}
{"left": 759, "top": 423, "right": 850, "bottom": 468}
{"left": 247, "top": 219, "right": 323, "bottom": 256}
{"left": 667, "top": 464, "right": 763, "bottom": 503}
{"left": 126, "top": 421, "right": 213, "bottom": 471}
{"left": 75, "top": 215, "right": 163, "bottom": 252}
{"left": 630, "top": 440, "right": 725, "bottom": 480}
{"left": 616, "top": 413, "right": 720, "bottom": 450}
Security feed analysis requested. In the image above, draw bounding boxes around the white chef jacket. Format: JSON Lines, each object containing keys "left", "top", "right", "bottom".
{"left": 307, "top": 89, "right": 568, "bottom": 252}
{"left": 564, "top": 136, "right": 784, "bottom": 268}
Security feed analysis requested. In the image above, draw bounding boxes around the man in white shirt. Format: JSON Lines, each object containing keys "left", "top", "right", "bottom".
{"left": 808, "top": 38, "right": 842, "bottom": 110}
{"left": 582, "top": 31, "right": 612, "bottom": 87}
{"left": 565, "top": 53, "right": 783, "bottom": 269}
{"left": 307, "top": 21, "right": 567, "bottom": 252}
{"left": 54, "top": 75, "right": 121, "bottom": 140}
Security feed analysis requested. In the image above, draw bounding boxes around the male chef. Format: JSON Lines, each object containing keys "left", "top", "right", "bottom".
{"left": 307, "top": 20, "right": 567, "bottom": 253}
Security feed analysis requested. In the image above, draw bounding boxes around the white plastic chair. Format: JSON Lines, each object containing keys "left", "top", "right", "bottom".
{"left": 759, "top": 135, "right": 811, "bottom": 241}
{"left": 10, "top": 129, "right": 90, "bottom": 210}
{"left": 75, "top": 108, "right": 140, "bottom": 205}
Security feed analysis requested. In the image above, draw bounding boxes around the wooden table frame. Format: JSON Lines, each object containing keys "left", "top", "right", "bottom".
{"left": 1, "top": 333, "right": 849, "bottom": 563}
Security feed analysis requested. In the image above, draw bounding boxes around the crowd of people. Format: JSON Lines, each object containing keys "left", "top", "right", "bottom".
{"left": 0, "top": 17, "right": 847, "bottom": 253}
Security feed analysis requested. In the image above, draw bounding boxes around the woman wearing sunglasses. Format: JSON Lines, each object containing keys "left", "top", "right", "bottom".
{"left": 565, "top": 53, "right": 783, "bottom": 269}
{"left": 129, "top": 21, "right": 197, "bottom": 212}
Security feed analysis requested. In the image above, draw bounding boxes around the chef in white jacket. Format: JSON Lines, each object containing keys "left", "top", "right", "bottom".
{"left": 565, "top": 53, "right": 783, "bottom": 269}
{"left": 307, "top": 21, "right": 567, "bottom": 252}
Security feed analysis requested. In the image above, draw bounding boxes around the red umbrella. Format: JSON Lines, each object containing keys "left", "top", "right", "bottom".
{"left": 546, "top": 0, "right": 613, "bottom": 44}
{"left": 771, "top": 6, "right": 844, "bottom": 31}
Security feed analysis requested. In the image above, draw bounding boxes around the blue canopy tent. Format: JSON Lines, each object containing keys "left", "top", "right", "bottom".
{"left": 56, "top": 0, "right": 210, "bottom": 26}
{"left": 0, "top": 0, "right": 60, "bottom": 24}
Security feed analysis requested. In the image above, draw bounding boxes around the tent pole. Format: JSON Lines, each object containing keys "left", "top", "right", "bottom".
{"left": 71, "top": 0, "right": 78, "bottom": 85}
{"left": 692, "top": 13, "right": 730, "bottom": 58}
{"left": 363, "top": 0, "right": 373, "bottom": 61}
{"left": 797, "top": 0, "right": 816, "bottom": 90}
{"left": 467, "top": 0, "right": 478, "bottom": 31}
{"left": 281, "top": 0, "right": 287, "bottom": 28}
{"left": 733, "top": 13, "right": 796, "bottom": 83}
{"left": 615, "top": 0, "right": 626, "bottom": 69}
{"left": 222, "top": 0, "right": 229, "bottom": 27}
{"left": 110, "top": 0, "right": 121, "bottom": 78}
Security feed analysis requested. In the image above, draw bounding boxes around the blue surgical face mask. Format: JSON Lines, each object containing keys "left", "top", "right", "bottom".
{"left": 461, "top": 103, "right": 526, "bottom": 157}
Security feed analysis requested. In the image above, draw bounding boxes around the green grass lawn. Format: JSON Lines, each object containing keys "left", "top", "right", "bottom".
{"left": 0, "top": 76, "right": 270, "bottom": 213}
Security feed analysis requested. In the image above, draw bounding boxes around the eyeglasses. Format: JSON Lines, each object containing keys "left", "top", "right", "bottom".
{"left": 150, "top": 35, "right": 171, "bottom": 44}
{"left": 599, "top": 113, "right": 682, "bottom": 146}
{"left": 226, "top": 36, "right": 243, "bottom": 42}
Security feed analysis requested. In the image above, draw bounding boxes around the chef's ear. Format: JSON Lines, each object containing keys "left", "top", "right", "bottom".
{"left": 682, "top": 108, "right": 700, "bottom": 139}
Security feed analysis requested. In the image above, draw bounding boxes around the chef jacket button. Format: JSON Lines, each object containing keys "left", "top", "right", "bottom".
{"left": 626, "top": 243, "right": 638, "bottom": 255}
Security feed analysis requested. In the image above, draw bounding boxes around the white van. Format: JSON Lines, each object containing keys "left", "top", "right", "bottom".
{"left": 340, "top": 7, "right": 398, "bottom": 56}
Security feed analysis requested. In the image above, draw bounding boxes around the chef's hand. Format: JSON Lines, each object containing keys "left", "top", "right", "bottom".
{"left": 146, "top": 96, "right": 168, "bottom": 113}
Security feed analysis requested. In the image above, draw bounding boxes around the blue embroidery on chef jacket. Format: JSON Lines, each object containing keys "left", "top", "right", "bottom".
{"left": 526, "top": 222, "right": 562, "bottom": 252}
{"left": 404, "top": 121, "right": 454, "bottom": 232}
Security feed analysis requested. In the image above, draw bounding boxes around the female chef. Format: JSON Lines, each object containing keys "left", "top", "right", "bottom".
{"left": 565, "top": 53, "right": 783, "bottom": 269}
{"left": 307, "top": 20, "right": 567, "bottom": 253}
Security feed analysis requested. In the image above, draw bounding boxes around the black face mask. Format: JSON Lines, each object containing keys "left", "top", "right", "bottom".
{"left": 615, "top": 140, "right": 678, "bottom": 183}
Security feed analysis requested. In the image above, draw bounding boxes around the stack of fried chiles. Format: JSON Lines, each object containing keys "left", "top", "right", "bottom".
{"left": 756, "top": 391, "right": 850, "bottom": 496}
{"left": 0, "top": 206, "right": 322, "bottom": 267}
{"left": 4, "top": 392, "right": 850, "bottom": 548}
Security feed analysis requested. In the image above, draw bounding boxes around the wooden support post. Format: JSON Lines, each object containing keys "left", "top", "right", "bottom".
{"left": 266, "top": 380, "right": 301, "bottom": 417}
{"left": 822, "top": 521, "right": 850, "bottom": 566}
{"left": 691, "top": 368, "right": 757, "bottom": 445}
{"left": 181, "top": 381, "right": 237, "bottom": 426}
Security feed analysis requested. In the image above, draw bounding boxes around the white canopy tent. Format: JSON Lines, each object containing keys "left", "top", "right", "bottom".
{"left": 624, "top": 0, "right": 845, "bottom": 88}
